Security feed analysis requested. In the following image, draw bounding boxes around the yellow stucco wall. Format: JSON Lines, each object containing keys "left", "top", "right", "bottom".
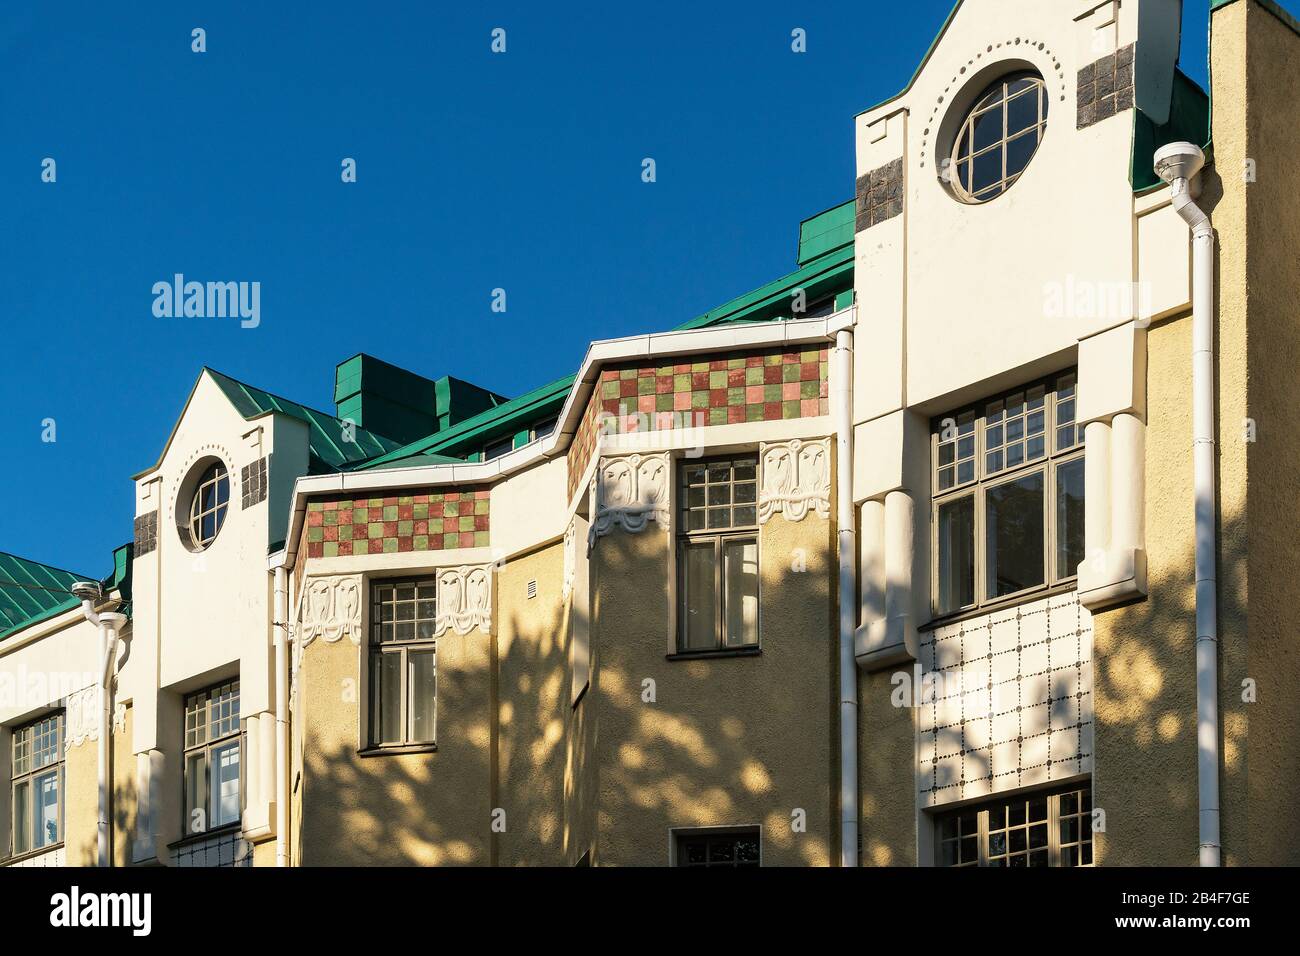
{"left": 495, "top": 542, "right": 569, "bottom": 865}
{"left": 590, "top": 511, "right": 835, "bottom": 866}
{"left": 296, "top": 595, "right": 492, "bottom": 865}
{"left": 857, "top": 668, "right": 916, "bottom": 866}
{"left": 63, "top": 732, "right": 99, "bottom": 866}
{"left": 112, "top": 703, "right": 137, "bottom": 865}
{"left": 1238, "top": 0, "right": 1300, "bottom": 866}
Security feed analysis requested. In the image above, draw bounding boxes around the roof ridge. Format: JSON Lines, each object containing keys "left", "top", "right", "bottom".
{"left": 203, "top": 366, "right": 401, "bottom": 442}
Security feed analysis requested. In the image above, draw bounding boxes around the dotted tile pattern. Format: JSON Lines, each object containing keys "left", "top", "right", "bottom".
{"left": 918, "top": 591, "right": 1093, "bottom": 809}
{"left": 565, "top": 346, "right": 831, "bottom": 502}
{"left": 304, "top": 488, "right": 490, "bottom": 558}
{"left": 134, "top": 511, "right": 158, "bottom": 557}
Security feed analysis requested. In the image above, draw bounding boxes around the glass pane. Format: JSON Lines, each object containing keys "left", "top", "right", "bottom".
{"left": 682, "top": 542, "right": 718, "bottom": 651}
{"left": 185, "top": 751, "right": 207, "bottom": 834}
{"left": 34, "top": 770, "right": 59, "bottom": 848}
{"left": 986, "top": 472, "right": 1045, "bottom": 598}
{"left": 13, "top": 780, "right": 30, "bottom": 854}
{"left": 937, "top": 496, "right": 976, "bottom": 614}
{"left": 735, "top": 836, "right": 760, "bottom": 865}
{"left": 1006, "top": 129, "right": 1040, "bottom": 179}
{"left": 374, "top": 651, "right": 403, "bottom": 744}
{"left": 972, "top": 147, "right": 1002, "bottom": 194}
{"left": 1006, "top": 87, "right": 1039, "bottom": 136}
{"left": 1056, "top": 458, "right": 1086, "bottom": 579}
{"left": 973, "top": 107, "right": 1002, "bottom": 152}
{"left": 210, "top": 741, "right": 241, "bottom": 829}
{"left": 409, "top": 651, "right": 437, "bottom": 744}
{"left": 723, "top": 539, "right": 759, "bottom": 648}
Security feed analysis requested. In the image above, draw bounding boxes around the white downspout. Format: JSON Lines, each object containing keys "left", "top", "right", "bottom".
{"left": 833, "top": 328, "right": 858, "bottom": 867}
{"left": 1155, "top": 142, "right": 1219, "bottom": 867}
{"left": 273, "top": 564, "right": 290, "bottom": 867}
{"left": 73, "top": 583, "right": 124, "bottom": 868}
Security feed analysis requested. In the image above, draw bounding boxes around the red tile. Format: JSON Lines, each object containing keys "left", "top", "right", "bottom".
{"left": 307, "top": 511, "right": 323, "bottom": 527}
{"left": 709, "top": 359, "right": 727, "bottom": 371}
{"left": 398, "top": 504, "right": 414, "bottom": 520}
{"left": 745, "top": 385, "right": 764, "bottom": 404}
{"left": 727, "top": 405, "right": 746, "bottom": 424}
{"left": 764, "top": 401, "right": 782, "bottom": 420}
{"left": 620, "top": 379, "right": 638, "bottom": 398}
{"left": 764, "top": 365, "right": 782, "bottom": 385}
{"left": 459, "top": 531, "right": 476, "bottom": 549}
{"left": 323, "top": 525, "right": 338, "bottom": 542}
{"left": 368, "top": 538, "right": 384, "bottom": 555}
{"left": 337, "top": 541, "right": 353, "bottom": 557}
{"left": 474, "top": 514, "right": 488, "bottom": 531}
{"left": 308, "top": 542, "right": 324, "bottom": 558}
{"left": 656, "top": 376, "right": 673, "bottom": 393}
{"left": 382, "top": 497, "right": 397, "bottom": 507}
{"left": 398, "top": 537, "right": 414, "bottom": 553}
{"left": 727, "top": 369, "right": 745, "bottom": 388}
{"left": 709, "top": 389, "right": 727, "bottom": 408}
{"left": 691, "top": 372, "right": 710, "bottom": 390}
{"left": 429, "top": 502, "right": 444, "bottom": 517}
{"left": 383, "top": 521, "right": 397, "bottom": 536}
{"left": 745, "top": 354, "right": 763, "bottom": 367}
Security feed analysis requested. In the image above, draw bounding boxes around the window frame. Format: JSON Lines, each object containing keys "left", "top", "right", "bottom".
{"left": 950, "top": 72, "right": 1049, "bottom": 204}
{"left": 675, "top": 454, "right": 761, "bottom": 655}
{"left": 933, "top": 783, "right": 1094, "bottom": 867}
{"left": 930, "top": 371, "right": 1084, "bottom": 620}
{"left": 188, "top": 462, "right": 230, "bottom": 550}
{"left": 673, "top": 826, "right": 762, "bottom": 868}
{"left": 367, "top": 577, "right": 439, "bottom": 750}
{"left": 9, "top": 711, "right": 64, "bottom": 857}
{"left": 182, "top": 680, "right": 243, "bottom": 837}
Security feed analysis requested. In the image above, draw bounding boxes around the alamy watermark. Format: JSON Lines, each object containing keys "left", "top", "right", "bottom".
{"left": 152, "top": 274, "right": 260, "bottom": 328}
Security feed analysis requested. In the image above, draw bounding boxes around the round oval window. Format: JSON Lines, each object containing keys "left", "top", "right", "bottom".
{"left": 949, "top": 72, "right": 1048, "bottom": 203}
{"left": 186, "top": 462, "right": 230, "bottom": 550}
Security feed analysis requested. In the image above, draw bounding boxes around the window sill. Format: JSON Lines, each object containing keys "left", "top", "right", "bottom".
{"left": 921, "top": 582, "right": 1079, "bottom": 632}
{"left": 168, "top": 823, "right": 242, "bottom": 850}
{"left": 358, "top": 743, "right": 439, "bottom": 758}
{"left": 666, "top": 647, "right": 761, "bottom": 662}
{"left": 2, "top": 842, "right": 65, "bottom": 866}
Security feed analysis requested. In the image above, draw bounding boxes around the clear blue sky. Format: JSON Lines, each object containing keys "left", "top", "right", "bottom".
{"left": 0, "top": 0, "right": 1259, "bottom": 575}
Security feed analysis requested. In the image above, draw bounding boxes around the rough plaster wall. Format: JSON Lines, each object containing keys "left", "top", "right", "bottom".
{"left": 1092, "top": 314, "right": 1200, "bottom": 865}
{"left": 64, "top": 734, "right": 98, "bottom": 866}
{"left": 858, "top": 666, "right": 917, "bottom": 866}
{"left": 112, "top": 704, "right": 136, "bottom": 865}
{"left": 1209, "top": 0, "right": 1251, "bottom": 868}
{"left": 496, "top": 542, "right": 569, "bottom": 865}
{"left": 297, "top": 613, "right": 492, "bottom": 865}
{"left": 592, "top": 513, "right": 834, "bottom": 866}
{"left": 1242, "top": 0, "right": 1300, "bottom": 866}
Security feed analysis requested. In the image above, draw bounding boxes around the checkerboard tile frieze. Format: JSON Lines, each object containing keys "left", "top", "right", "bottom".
{"left": 303, "top": 487, "right": 490, "bottom": 559}
{"left": 566, "top": 346, "right": 830, "bottom": 502}
{"left": 917, "top": 591, "right": 1093, "bottom": 809}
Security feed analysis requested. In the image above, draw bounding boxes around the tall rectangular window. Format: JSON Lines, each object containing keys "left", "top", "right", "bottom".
{"left": 10, "top": 712, "right": 63, "bottom": 856}
{"left": 677, "top": 456, "right": 759, "bottom": 653}
{"left": 369, "top": 579, "right": 438, "bottom": 748}
{"left": 183, "top": 681, "right": 241, "bottom": 835}
{"left": 932, "top": 372, "right": 1084, "bottom": 617}
{"left": 935, "top": 785, "right": 1093, "bottom": 867}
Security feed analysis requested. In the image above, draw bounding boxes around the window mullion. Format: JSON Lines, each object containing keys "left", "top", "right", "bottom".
{"left": 714, "top": 536, "right": 724, "bottom": 650}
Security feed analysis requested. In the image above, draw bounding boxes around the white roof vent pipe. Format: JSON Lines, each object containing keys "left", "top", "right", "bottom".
{"left": 1155, "top": 141, "right": 1220, "bottom": 867}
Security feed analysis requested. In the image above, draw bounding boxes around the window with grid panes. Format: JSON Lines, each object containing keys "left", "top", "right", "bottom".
{"left": 950, "top": 73, "right": 1049, "bottom": 204}
{"left": 677, "top": 456, "right": 759, "bottom": 653}
{"left": 676, "top": 828, "right": 760, "bottom": 867}
{"left": 932, "top": 372, "right": 1084, "bottom": 617}
{"left": 183, "top": 681, "right": 241, "bottom": 835}
{"left": 369, "top": 579, "right": 438, "bottom": 747}
{"left": 936, "top": 785, "right": 1093, "bottom": 867}
{"left": 188, "top": 462, "right": 230, "bottom": 550}
{"left": 10, "top": 712, "right": 63, "bottom": 856}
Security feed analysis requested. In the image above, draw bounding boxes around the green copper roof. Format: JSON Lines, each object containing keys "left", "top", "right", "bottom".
{"left": 0, "top": 543, "right": 135, "bottom": 642}
{"left": 206, "top": 368, "right": 404, "bottom": 472}
{"left": 0, "top": 553, "right": 87, "bottom": 641}
{"left": 356, "top": 375, "right": 575, "bottom": 471}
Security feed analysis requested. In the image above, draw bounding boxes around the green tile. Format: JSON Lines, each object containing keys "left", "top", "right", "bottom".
{"left": 801, "top": 380, "right": 819, "bottom": 399}
{"left": 413, "top": 503, "right": 428, "bottom": 519}
{"left": 413, "top": 535, "right": 429, "bottom": 550}
{"left": 383, "top": 538, "right": 398, "bottom": 554}
{"left": 763, "top": 384, "right": 782, "bottom": 403}
{"left": 746, "top": 404, "right": 764, "bottom": 422}
{"left": 322, "top": 542, "right": 338, "bottom": 558}
{"left": 382, "top": 506, "right": 398, "bottom": 521}
{"left": 708, "top": 370, "right": 727, "bottom": 389}
{"left": 368, "top": 522, "right": 384, "bottom": 538}
{"left": 398, "top": 520, "right": 413, "bottom": 536}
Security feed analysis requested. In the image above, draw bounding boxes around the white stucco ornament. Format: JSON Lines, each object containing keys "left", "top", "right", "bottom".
{"left": 64, "top": 685, "right": 103, "bottom": 751}
{"left": 435, "top": 565, "right": 492, "bottom": 635}
{"left": 562, "top": 519, "right": 577, "bottom": 601}
{"left": 299, "top": 575, "right": 363, "bottom": 646}
{"left": 758, "top": 438, "right": 831, "bottom": 523}
{"left": 591, "top": 452, "right": 670, "bottom": 542}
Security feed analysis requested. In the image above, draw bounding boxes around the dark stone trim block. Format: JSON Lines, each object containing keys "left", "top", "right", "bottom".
{"left": 855, "top": 157, "right": 905, "bottom": 232}
{"left": 1078, "top": 43, "right": 1136, "bottom": 129}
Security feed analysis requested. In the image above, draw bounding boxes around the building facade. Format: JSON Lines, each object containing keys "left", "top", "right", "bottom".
{"left": 3, "top": 0, "right": 1299, "bottom": 868}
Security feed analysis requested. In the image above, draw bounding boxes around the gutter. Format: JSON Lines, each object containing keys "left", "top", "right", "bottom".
{"left": 1154, "top": 142, "right": 1220, "bottom": 867}
{"left": 832, "top": 329, "right": 858, "bottom": 867}
{"left": 271, "top": 560, "right": 290, "bottom": 867}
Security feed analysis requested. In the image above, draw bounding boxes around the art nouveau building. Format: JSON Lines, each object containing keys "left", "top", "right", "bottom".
{"left": 3, "top": 0, "right": 1299, "bottom": 868}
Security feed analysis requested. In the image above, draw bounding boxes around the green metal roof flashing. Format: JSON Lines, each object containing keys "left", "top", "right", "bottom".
{"left": 797, "top": 200, "right": 856, "bottom": 265}
{"left": 206, "top": 368, "right": 404, "bottom": 471}
{"left": 1131, "top": 67, "right": 1212, "bottom": 193}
